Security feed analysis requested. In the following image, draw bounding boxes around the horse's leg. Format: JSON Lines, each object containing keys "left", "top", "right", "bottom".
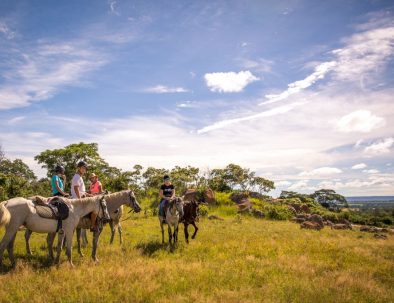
{"left": 174, "top": 223, "right": 179, "bottom": 243}
{"left": 46, "top": 233, "right": 56, "bottom": 260}
{"left": 76, "top": 228, "right": 84, "bottom": 257}
{"left": 109, "top": 220, "right": 115, "bottom": 244}
{"left": 118, "top": 222, "right": 123, "bottom": 245}
{"left": 55, "top": 233, "right": 65, "bottom": 265}
{"left": 91, "top": 228, "right": 102, "bottom": 262}
{"left": 184, "top": 223, "right": 189, "bottom": 244}
{"left": 81, "top": 229, "right": 88, "bottom": 248}
{"left": 191, "top": 222, "right": 199, "bottom": 239}
{"left": 0, "top": 226, "right": 18, "bottom": 267}
{"left": 64, "top": 228, "right": 74, "bottom": 267}
{"left": 25, "top": 229, "right": 33, "bottom": 255}
{"left": 6, "top": 233, "right": 17, "bottom": 267}
{"left": 160, "top": 219, "right": 165, "bottom": 244}
{"left": 168, "top": 224, "right": 172, "bottom": 244}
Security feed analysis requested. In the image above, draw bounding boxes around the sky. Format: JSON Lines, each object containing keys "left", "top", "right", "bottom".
{"left": 0, "top": 0, "right": 394, "bottom": 197}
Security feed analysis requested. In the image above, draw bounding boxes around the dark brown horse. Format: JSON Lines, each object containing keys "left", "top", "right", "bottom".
{"left": 180, "top": 200, "right": 200, "bottom": 243}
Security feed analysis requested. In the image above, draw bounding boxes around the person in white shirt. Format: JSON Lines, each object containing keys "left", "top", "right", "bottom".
{"left": 71, "top": 161, "right": 96, "bottom": 231}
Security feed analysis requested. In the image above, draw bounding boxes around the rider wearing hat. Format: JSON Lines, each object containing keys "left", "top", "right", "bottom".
{"left": 51, "top": 165, "right": 69, "bottom": 197}
{"left": 71, "top": 161, "right": 97, "bottom": 231}
{"left": 159, "top": 175, "right": 175, "bottom": 219}
{"left": 88, "top": 173, "right": 102, "bottom": 195}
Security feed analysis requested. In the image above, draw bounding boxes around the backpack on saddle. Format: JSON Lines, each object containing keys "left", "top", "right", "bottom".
{"left": 31, "top": 196, "right": 70, "bottom": 233}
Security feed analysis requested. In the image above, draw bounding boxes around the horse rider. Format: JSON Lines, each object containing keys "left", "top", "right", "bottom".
{"left": 88, "top": 173, "right": 102, "bottom": 195}
{"left": 51, "top": 165, "right": 69, "bottom": 197}
{"left": 71, "top": 161, "right": 97, "bottom": 232}
{"left": 159, "top": 175, "right": 175, "bottom": 221}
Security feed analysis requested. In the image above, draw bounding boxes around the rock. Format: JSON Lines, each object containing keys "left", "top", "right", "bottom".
{"left": 374, "top": 233, "right": 388, "bottom": 240}
{"left": 331, "top": 223, "right": 352, "bottom": 230}
{"left": 250, "top": 208, "right": 264, "bottom": 218}
{"left": 203, "top": 188, "right": 216, "bottom": 204}
{"left": 237, "top": 199, "right": 252, "bottom": 212}
{"left": 300, "top": 204, "right": 310, "bottom": 213}
{"left": 230, "top": 192, "right": 249, "bottom": 204}
{"left": 309, "top": 214, "right": 324, "bottom": 228}
{"left": 300, "top": 221, "right": 323, "bottom": 230}
{"left": 208, "top": 215, "right": 224, "bottom": 221}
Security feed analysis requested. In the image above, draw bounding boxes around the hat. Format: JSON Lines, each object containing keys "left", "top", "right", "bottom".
{"left": 90, "top": 173, "right": 97, "bottom": 178}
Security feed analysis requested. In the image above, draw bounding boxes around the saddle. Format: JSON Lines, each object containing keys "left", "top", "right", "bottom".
{"left": 32, "top": 196, "right": 70, "bottom": 233}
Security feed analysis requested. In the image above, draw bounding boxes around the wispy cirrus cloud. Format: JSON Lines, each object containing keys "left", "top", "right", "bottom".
{"left": 0, "top": 21, "right": 15, "bottom": 39}
{"left": 0, "top": 41, "right": 107, "bottom": 110}
{"left": 261, "top": 61, "right": 336, "bottom": 105}
{"left": 299, "top": 167, "right": 343, "bottom": 177}
{"left": 144, "top": 85, "right": 189, "bottom": 93}
{"left": 204, "top": 70, "right": 259, "bottom": 93}
{"left": 351, "top": 163, "right": 367, "bottom": 170}
{"left": 197, "top": 101, "right": 306, "bottom": 134}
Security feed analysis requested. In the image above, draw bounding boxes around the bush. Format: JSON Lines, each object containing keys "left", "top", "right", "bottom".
{"left": 263, "top": 205, "right": 293, "bottom": 220}
{"left": 215, "top": 192, "right": 233, "bottom": 206}
{"left": 199, "top": 204, "right": 209, "bottom": 217}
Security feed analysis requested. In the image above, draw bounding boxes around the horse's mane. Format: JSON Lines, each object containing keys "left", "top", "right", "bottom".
{"left": 106, "top": 190, "right": 130, "bottom": 199}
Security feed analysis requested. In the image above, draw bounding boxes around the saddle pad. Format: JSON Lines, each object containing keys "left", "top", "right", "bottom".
{"left": 36, "top": 205, "right": 56, "bottom": 219}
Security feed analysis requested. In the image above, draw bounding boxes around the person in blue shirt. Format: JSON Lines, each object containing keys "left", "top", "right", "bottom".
{"left": 51, "top": 165, "right": 69, "bottom": 197}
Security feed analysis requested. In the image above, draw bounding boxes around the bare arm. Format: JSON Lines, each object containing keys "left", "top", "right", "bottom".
{"left": 55, "top": 181, "right": 68, "bottom": 196}
{"left": 171, "top": 189, "right": 176, "bottom": 199}
{"left": 159, "top": 189, "right": 165, "bottom": 199}
{"left": 74, "top": 185, "right": 81, "bottom": 199}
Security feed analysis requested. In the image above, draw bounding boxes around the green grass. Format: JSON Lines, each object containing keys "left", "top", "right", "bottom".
{"left": 0, "top": 214, "right": 393, "bottom": 303}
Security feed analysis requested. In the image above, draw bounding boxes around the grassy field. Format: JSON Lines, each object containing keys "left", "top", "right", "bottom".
{"left": 0, "top": 208, "right": 393, "bottom": 303}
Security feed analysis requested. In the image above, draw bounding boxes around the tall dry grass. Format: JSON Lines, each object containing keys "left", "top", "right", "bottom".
{"left": 0, "top": 211, "right": 393, "bottom": 303}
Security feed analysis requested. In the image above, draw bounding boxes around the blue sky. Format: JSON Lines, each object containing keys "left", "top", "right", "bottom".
{"left": 1, "top": 0, "right": 394, "bottom": 196}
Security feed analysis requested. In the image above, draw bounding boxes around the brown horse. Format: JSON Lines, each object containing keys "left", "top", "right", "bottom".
{"left": 180, "top": 200, "right": 200, "bottom": 243}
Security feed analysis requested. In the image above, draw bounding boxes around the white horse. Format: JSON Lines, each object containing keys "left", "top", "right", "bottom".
{"left": 24, "top": 190, "right": 141, "bottom": 262}
{"left": 159, "top": 197, "right": 184, "bottom": 244}
{"left": 0, "top": 195, "right": 109, "bottom": 267}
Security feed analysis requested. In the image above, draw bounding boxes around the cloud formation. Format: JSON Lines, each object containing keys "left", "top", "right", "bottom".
{"left": 364, "top": 137, "right": 394, "bottom": 154}
{"left": 0, "top": 41, "right": 106, "bottom": 110}
{"left": 204, "top": 71, "right": 259, "bottom": 93}
{"left": 352, "top": 163, "right": 367, "bottom": 170}
{"left": 144, "top": 85, "right": 189, "bottom": 93}
{"left": 299, "top": 167, "right": 343, "bottom": 177}
{"left": 337, "top": 110, "right": 385, "bottom": 133}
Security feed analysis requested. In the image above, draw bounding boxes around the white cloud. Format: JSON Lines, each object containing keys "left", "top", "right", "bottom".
{"left": 108, "top": 0, "right": 120, "bottom": 15}
{"left": 364, "top": 137, "right": 394, "bottom": 154}
{"left": 333, "top": 26, "right": 394, "bottom": 82}
{"left": 287, "top": 180, "right": 313, "bottom": 191}
{"left": 0, "top": 41, "right": 106, "bottom": 110}
{"left": 0, "top": 21, "right": 15, "bottom": 39}
{"left": 261, "top": 61, "right": 336, "bottom": 105}
{"left": 204, "top": 70, "right": 259, "bottom": 93}
{"left": 299, "top": 167, "right": 343, "bottom": 177}
{"left": 238, "top": 58, "right": 274, "bottom": 73}
{"left": 363, "top": 169, "right": 379, "bottom": 174}
{"left": 275, "top": 180, "right": 291, "bottom": 187}
{"left": 351, "top": 163, "right": 367, "bottom": 170}
{"left": 197, "top": 101, "right": 305, "bottom": 134}
{"left": 337, "top": 110, "right": 385, "bottom": 133}
{"left": 145, "top": 85, "right": 189, "bottom": 93}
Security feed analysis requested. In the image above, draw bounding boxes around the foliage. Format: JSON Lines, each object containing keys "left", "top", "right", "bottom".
{"left": 311, "top": 189, "right": 348, "bottom": 210}
{"left": 208, "top": 164, "right": 274, "bottom": 193}
{"left": 199, "top": 204, "right": 209, "bottom": 217}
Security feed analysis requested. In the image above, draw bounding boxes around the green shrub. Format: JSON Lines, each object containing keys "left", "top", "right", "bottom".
{"left": 199, "top": 204, "right": 209, "bottom": 217}
{"left": 263, "top": 205, "right": 293, "bottom": 220}
{"left": 215, "top": 192, "right": 233, "bottom": 206}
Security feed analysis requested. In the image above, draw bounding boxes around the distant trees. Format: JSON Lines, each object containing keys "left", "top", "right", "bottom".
{"left": 208, "top": 164, "right": 274, "bottom": 193}
{"left": 311, "top": 189, "right": 348, "bottom": 210}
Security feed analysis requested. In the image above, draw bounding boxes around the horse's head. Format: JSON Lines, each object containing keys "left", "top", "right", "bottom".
{"left": 96, "top": 195, "right": 110, "bottom": 221}
{"left": 173, "top": 197, "right": 184, "bottom": 218}
{"left": 128, "top": 190, "right": 141, "bottom": 213}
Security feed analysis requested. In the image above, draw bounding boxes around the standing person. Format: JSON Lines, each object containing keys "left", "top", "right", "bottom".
{"left": 159, "top": 175, "right": 175, "bottom": 219}
{"left": 51, "top": 165, "right": 69, "bottom": 197}
{"left": 71, "top": 161, "right": 97, "bottom": 232}
{"left": 88, "top": 173, "right": 102, "bottom": 195}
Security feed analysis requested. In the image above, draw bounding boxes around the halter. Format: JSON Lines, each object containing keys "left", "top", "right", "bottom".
{"left": 96, "top": 197, "right": 110, "bottom": 228}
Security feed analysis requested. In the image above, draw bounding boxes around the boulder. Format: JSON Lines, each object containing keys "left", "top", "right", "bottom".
{"left": 203, "top": 188, "right": 216, "bottom": 204}
{"left": 300, "top": 221, "right": 323, "bottom": 230}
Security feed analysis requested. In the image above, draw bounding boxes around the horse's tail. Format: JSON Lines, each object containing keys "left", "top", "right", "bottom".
{"left": 0, "top": 201, "right": 11, "bottom": 228}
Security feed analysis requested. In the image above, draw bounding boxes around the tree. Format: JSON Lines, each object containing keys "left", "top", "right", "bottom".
{"left": 311, "top": 189, "right": 348, "bottom": 210}
{"left": 34, "top": 142, "right": 118, "bottom": 191}
{"left": 250, "top": 176, "right": 275, "bottom": 194}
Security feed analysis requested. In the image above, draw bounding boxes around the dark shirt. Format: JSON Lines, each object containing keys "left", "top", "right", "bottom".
{"left": 160, "top": 184, "right": 175, "bottom": 197}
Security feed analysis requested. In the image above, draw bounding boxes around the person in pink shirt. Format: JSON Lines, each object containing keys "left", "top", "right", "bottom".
{"left": 89, "top": 173, "right": 102, "bottom": 195}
